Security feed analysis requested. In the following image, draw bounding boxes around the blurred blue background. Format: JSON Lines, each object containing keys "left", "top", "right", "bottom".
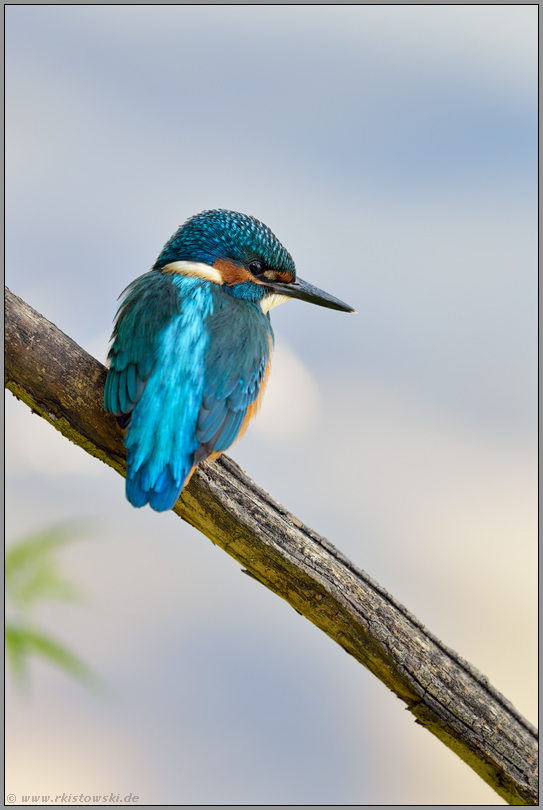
{"left": 6, "top": 6, "right": 537, "bottom": 805}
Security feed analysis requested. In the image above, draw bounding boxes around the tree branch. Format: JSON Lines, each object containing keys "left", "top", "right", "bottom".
{"left": 5, "top": 286, "right": 538, "bottom": 805}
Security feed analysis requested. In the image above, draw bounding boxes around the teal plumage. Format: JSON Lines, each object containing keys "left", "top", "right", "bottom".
{"left": 104, "top": 209, "right": 355, "bottom": 512}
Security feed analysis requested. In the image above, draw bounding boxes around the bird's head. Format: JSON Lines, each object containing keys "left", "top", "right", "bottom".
{"left": 153, "top": 209, "right": 356, "bottom": 314}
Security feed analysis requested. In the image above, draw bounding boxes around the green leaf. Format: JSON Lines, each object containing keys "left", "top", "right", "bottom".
{"left": 5, "top": 526, "right": 82, "bottom": 612}
{"left": 5, "top": 524, "right": 104, "bottom": 693}
{"left": 5, "top": 624, "right": 99, "bottom": 687}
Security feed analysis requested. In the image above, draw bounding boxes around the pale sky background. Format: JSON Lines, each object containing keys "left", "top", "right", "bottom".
{"left": 6, "top": 5, "right": 537, "bottom": 805}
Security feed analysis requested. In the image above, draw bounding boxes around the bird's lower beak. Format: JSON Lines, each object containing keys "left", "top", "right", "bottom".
{"left": 267, "top": 277, "right": 356, "bottom": 313}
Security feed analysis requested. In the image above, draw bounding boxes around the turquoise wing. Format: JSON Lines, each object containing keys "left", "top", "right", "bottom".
{"left": 195, "top": 291, "right": 273, "bottom": 460}
{"left": 106, "top": 273, "right": 213, "bottom": 512}
{"left": 105, "top": 276, "right": 272, "bottom": 512}
{"left": 104, "top": 271, "right": 180, "bottom": 420}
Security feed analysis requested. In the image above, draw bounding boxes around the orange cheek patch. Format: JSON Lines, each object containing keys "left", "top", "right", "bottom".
{"left": 214, "top": 259, "right": 254, "bottom": 286}
{"left": 272, "top": 271, "right": 294, "bottom": 283}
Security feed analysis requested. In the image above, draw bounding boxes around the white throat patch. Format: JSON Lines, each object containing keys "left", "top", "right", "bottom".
{"left": 260, "top": 293, "right": 292, "bottom": 314}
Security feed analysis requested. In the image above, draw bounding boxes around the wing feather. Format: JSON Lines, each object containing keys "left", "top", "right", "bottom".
{"left": 104, "top": 271, "right": 180, "bottom": 417}
{"left": 106, "top": 276, "right": 273, "bottom": 512}
{"left": 194, "top": 292, "right": 273, "bottom": 458}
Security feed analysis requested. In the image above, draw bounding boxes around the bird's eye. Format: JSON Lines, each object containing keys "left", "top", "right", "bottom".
{"left": 248, "top": 260, "right": 266, "bottom": 276}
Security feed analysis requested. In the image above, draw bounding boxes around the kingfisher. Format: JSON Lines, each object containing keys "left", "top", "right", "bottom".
{"left": 104, "top": 209, "right": 355, "bottom": 512}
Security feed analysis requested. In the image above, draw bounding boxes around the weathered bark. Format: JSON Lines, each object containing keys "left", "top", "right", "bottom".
{"left": 4, "top": 286, "right": 538, "bottom": 805}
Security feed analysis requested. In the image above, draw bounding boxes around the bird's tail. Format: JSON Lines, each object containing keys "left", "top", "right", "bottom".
{"left": 125, "top": 460, "right": 192, "bottom": 512}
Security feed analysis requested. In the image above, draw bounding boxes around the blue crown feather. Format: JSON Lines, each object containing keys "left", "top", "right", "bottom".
{"left": 154, "top": 209, "right": 296, "bottom": 278}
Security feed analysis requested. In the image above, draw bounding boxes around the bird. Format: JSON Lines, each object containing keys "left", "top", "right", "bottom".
{"left": 104, "top": 209, "right": 355, "bottom": 512}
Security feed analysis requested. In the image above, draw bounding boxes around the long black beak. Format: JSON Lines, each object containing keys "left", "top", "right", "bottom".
{"left": 267, "top": 277, "right": 356, "bottom": 313}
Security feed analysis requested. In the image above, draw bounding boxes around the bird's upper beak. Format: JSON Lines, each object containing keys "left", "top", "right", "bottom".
{"left": 266, "top": 277, "right": 356, "bottom": 313}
